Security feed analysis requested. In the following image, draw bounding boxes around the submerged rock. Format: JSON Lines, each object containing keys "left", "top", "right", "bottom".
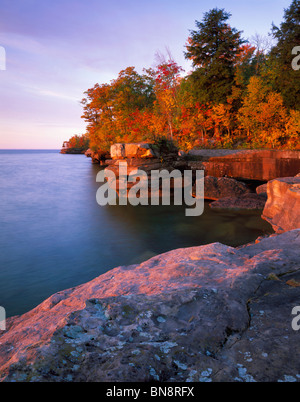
{"left": 209, "top": 193, "right": 267, "bottom": 210}
{"left": 1, "top": 230, "right": 300, "bottom": 382}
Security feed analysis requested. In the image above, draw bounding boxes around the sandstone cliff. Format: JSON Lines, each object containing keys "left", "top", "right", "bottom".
{"left": 187, "top": 149, "right": 300, "bottom": 181}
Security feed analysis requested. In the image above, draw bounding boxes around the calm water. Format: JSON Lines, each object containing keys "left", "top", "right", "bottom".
{"left": 0, "top": 150, "right": 273, "bottom": 317}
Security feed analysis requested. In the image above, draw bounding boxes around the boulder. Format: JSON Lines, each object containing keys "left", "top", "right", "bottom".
{"left": 110, "top": 143, "right": 125, "bottom": 159}
{"left": 202, "top": 176, "right": 250, "bottom": 200}
{"left": 84, "top": 149, "right": 93, "bottom": 157}
{"left": 85, "top": 149, "right": 110, "bottom": 165}
{"left": 1, "top": 230, "right": 300, "bottom": 382}
{"left": 110, "top": 143, "right": 157, "bottom": 160}
{"left": 124, "top": 143, "right": 156, "bottom": 159}
{"left": 262, "top": 177, "right": 300, "bottom": 233}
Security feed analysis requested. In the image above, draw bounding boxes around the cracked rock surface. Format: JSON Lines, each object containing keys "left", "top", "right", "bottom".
{"left": 0, "top": 230, "right": 300, "bottom": 382}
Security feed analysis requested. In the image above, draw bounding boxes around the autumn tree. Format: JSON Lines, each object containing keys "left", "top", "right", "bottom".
{"left": 226, "top": 43, "right": 257, "bottom": 136}
{"left": 145, "top": 60, "right": 184, "bottom": 141}
{"left": 237, "top": 76, "right": 289, "bottom": 147}
{"left": 81, "top": 67, "right": 155, "bottom": 152}
{"left": 78, "top": 4, "right": 299, "bottom": 153}
{"left": 68, "top": 134, "right": 89, "bottom": 150}
{"left": 285, "top": 109, "right": 300, "bottom": 148}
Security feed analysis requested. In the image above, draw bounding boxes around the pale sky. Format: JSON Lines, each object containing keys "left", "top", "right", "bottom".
{"left": 0, "top": 0, "right": 291, "bottom": 149}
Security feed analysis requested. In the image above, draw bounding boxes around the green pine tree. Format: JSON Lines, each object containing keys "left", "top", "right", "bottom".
{"left": 269, "top": 0, "right": 300, "bottom": 110}
{"left": 184, "top": 8, "right": 245, "bottom": 104}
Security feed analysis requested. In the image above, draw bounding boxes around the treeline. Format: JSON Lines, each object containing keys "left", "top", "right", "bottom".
{"left": 78, "top": 1, "right": 300, "bottom": 153}
{"left": 65, "top": 134, "right": 90, "bottom": 152}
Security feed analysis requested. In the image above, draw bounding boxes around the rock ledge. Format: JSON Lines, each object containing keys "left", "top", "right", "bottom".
{"left": 1, "top": 230, "right": 300, "bottom": 382}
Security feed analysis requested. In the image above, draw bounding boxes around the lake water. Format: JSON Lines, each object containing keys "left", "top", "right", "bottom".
{"left": 0, "top": 150, "right": 273, "bottom": 317}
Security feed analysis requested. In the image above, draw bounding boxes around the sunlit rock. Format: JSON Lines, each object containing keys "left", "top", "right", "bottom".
{"left": 262, "top": 177, "right": 300, "bottom": 233}
{"left": 187, "top": 149, "right": 300, "bottom": 181}
{"left": 111, "top": 143, "right": 126, "bottom": 159}
{"left": 256, "top": 183, "right": 268, "bottom": 198}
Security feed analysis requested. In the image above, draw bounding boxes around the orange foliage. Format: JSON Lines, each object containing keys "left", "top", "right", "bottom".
{"left": 78, "top": 63, "right": 299, "bottom": 153}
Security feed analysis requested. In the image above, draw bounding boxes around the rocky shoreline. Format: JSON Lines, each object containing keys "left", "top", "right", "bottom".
{"left": 86, "top": 143, "right": 300, "bottom": 210}
{"left": 1, "top": 229, "right": 300, "bottom": 382}
{"left": 1, "top": 144, "right": 300, "bottom": 382}
{"left": 86, "top": 145, "right": 300, "bottom": 181}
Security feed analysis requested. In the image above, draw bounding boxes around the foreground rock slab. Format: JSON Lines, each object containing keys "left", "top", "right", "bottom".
{"left": 1, "top": 230, "right": 300, "bottom": 382}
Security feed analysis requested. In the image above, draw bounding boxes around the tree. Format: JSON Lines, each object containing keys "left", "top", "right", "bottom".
{"left": 68, "top": 134, "right": 89, "bottom": 150}
{"left": 227, "top": 43, "right": 257, "bottom": 118}
{"left": 146, "top": 60, "right": 184, "bottom": 141}
{"left": 237, "top": 76, "right": 288, "bottom": 147}
{"left": 269, "top": 0, "right": 300, "bottom": 110}
{"left": 184, "top": 8, "right": 245, "bottom": 104}
{"left": 285, "top": 109, "right": 300, "bottom": 148}
{"left": 81, "top": 67, "right": 155, "bottom": 152}
{"left": 81, "top": 82, "right": 116, "bottom": 151}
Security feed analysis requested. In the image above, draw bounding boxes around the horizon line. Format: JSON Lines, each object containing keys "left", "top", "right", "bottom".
{"left": 0, "top": 148, "right": 61, "bottom": 150}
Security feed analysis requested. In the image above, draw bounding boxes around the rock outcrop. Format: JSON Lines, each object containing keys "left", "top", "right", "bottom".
{"left": 101, "top": 144, "right": 271, "bottom": 210}
{"left": 202, "top": 176, "right": 251, "bottom": 200}
{"left": 187, "top": 149, "right": 300, "bottom": 181}
{"left": 262, "top": 177, "right": 300, "bottom": 233}
{"left": 85, "top": 149, "right": 110, "bottom": 165}
{"left": 110, "top": 143, "right": 157, "bottom": 160}
{"left": 88, "top": 145, "right": 300, "bottom": 183}
{"left": 103, "top": 143, "right": 183, "bottom": 197}
{"left": 191, "top": 176, "right": 266, "bottom": 210}
{"left": 1, "top": 230, "right": 300, "bottom": 382}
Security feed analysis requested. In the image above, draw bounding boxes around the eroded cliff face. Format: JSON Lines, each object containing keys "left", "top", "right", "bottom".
{"left": 262, "top": 177, "right": 300, "bottom": 233}
{"left": 1, "top": 230, "right": 300, "bottom": 382}
{"left": 187, "top": 150, "right": 300, "bottom": 181}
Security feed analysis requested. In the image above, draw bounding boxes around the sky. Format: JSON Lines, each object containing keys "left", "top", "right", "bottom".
{"left": 0, "top": 0, "right": 292, "bottom": 149}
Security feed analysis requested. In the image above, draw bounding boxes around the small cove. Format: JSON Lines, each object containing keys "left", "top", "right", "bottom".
{"left": 0, "top": 150, "right": 273, "bottom": 317}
